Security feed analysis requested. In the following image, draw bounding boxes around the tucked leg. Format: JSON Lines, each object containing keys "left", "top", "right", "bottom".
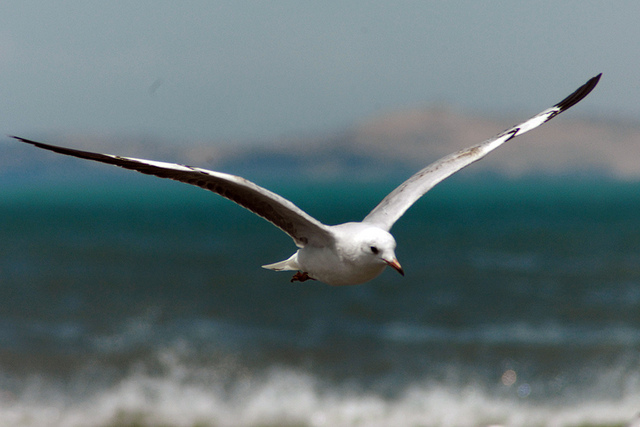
{"left": 291, "top": 271, "right": 315, "bottom": 283}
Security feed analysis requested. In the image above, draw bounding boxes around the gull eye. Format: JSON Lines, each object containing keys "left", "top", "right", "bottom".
{"left": 370, "top": 246, "right": 379, "bottom": 255}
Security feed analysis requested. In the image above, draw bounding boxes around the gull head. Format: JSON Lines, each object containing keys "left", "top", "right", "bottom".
{"left": 332, "top": 223, "right": 404, "bottom": 280}
{"left": 359, "top": 228, "right": 404, "bottom": 277}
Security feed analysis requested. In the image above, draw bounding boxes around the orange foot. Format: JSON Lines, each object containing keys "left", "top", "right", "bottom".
{"left": 291, "top": 271, "right": 315, "bottom": 283}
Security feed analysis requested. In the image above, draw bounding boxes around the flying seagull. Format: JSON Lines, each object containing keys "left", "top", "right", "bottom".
{"left": 12, "top": 74, "right": 601, "bottom": 286}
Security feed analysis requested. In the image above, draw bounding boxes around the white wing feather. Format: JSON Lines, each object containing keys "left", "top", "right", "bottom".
{"left": 363, "top": 74, "right": 602, "bottom": 231}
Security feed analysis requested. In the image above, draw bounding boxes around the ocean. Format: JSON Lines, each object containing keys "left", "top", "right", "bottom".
{"left": 1, "top": 172, "right": 639, "bottom": 427}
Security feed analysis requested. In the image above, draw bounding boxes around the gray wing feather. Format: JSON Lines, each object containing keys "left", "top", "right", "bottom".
{"left": 12, "top": 136, "right": 334, "bottom": 247}
{"left": 363, "top": 74, "right": 602, "bottom": 231}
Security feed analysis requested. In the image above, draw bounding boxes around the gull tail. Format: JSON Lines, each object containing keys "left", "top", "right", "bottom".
{"left": 262, "top": 252, "right": 300, "bottom": 271}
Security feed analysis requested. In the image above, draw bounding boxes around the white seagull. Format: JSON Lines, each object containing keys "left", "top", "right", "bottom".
{"left": 12, "top": 74, "right": 601, "bottom": 286}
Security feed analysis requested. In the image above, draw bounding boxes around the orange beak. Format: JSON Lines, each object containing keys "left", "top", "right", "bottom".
{"left": 385, "top": 258, "right": 404, "bottom": 276}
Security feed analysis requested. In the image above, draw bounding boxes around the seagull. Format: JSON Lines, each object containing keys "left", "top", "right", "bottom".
{"left": 11, "top": 74, "right": 601, "bottom": 286}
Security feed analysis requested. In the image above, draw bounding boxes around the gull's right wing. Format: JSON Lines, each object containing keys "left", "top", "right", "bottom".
{"left": 12, "top": 136, "right": 335, "bottom": 248}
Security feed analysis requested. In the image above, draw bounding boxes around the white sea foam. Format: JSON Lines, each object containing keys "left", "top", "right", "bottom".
{"left": 1, "top": 360, "right": 638, "bottom": 427}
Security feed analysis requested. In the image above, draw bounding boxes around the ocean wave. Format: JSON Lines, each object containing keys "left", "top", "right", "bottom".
{"left": 1, "top": 356, "right": 638, "bottom": 427}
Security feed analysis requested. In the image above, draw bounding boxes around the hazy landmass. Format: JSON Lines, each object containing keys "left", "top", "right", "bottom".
{"left": 3, "top": 108, "right": 640, "bottom": 181}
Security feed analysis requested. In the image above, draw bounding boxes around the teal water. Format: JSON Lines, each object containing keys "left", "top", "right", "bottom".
{"left": 1, "top": 175, "right": 639, "bottom": 426}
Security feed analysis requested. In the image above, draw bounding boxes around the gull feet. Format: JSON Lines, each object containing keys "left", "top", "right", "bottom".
{"left": 291, "top": 271, "right": 315, "bottom": 283}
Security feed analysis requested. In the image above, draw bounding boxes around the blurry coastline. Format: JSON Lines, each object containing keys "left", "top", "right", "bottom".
{"left": 3, "top": 107, "right": 640, "bottom": 183}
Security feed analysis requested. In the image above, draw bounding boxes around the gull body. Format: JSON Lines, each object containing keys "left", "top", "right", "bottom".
{"left": 11, "top": 74, "right": 601, "bottom": 286}
{"left": 264, "top": 223, "right": 401, "bottom": 286}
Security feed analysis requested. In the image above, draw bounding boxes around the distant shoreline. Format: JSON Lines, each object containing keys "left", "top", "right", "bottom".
{"left": 3, "top": 108, "right": 640, "bottom": 180}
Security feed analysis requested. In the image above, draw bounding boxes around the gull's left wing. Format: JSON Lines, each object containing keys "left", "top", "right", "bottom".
{"left": 363, "top": 73, "right": 602, "bottom": 231}
{"left": 11, "top": 136, "right": 335, "bottom": 248}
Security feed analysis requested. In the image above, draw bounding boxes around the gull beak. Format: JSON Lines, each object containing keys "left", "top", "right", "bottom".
{"left": 385, "top": 258, "right": 404, "bottom": 276}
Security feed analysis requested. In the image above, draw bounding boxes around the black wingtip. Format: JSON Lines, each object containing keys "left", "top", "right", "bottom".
{"left": 10, "top": 135, "right": 116, "bottom": 164}
{"left": 11, "top": 135, "right": 73, "bottom": 155}
{"left": 554, "top": 73, "right": 602, "bottom": 112}
{"left": 10, "top": 135, "right": 42, "bottom": 147}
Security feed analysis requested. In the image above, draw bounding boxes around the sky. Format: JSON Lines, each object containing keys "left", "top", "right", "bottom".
{"left": 0, "top": 1, "right": 638, "bottom": 144}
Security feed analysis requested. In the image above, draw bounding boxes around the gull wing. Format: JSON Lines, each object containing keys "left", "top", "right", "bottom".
{"left": 363, "top": 73, "right": 602, "bottom": 231}
{"left": 12, "top": 137, "right": 334, "bottom": 248}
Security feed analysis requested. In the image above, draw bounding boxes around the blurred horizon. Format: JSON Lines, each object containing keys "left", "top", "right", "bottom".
{"left": 3, "top": 105, "right": 640, "bottom": 183}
